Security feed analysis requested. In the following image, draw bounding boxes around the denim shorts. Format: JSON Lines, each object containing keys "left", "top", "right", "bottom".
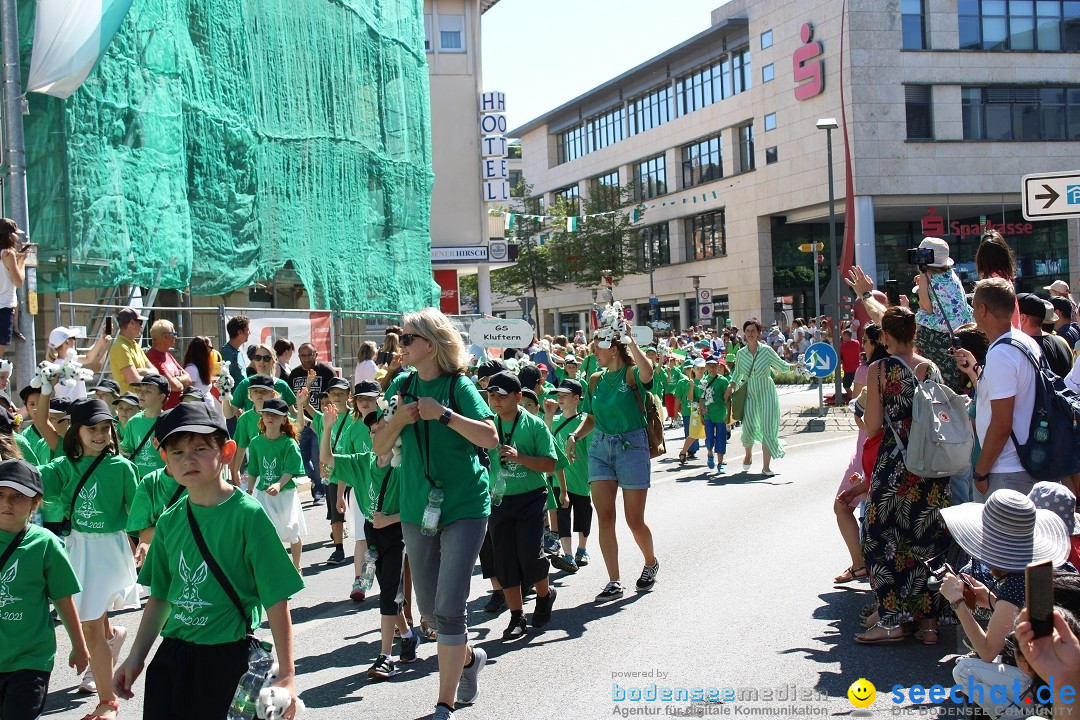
{"left": 588, "top": 428, "right": 651, "bottom": 490}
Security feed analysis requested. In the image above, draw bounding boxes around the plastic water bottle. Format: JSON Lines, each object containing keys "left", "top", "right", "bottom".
{"left": 226, "top": 642, "right": 274, "bottom": 720}
{"left": 1029, "top": 420, "right": 1051, "bottom": 469}
{"left": 490, "top": 469, "right": 506, "bottom": 507}
{"left": 359, "top": 548, "right": 378, "bottom": 591}
{"left": 421, "top": 488, "right": 444, "bottom": 536}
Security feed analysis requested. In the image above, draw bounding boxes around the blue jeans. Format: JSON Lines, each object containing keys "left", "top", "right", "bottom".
{"left": 588, "top": 429, "right": 652, "bottom": 489}
{"left": 299, "top": 426, "right": 324, "bottom": 495}
{"left": 401, "top": 518, "right": 488, "bottom": 646}
{"left": 703, "top": 419, "right": 727, "bottom": 456}
{"left": 950, "top": 465, "right": 973, "bottom": 506}
{"left": 682, "top": 414, "right": 700, "bottom": 454}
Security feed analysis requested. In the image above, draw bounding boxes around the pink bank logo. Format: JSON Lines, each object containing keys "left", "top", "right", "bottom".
{"left": 793, "top": 23, "right": 825, "bottom": 101}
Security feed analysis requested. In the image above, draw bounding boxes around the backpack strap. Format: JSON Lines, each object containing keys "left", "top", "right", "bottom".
{"left": 0, "top": 528, "right": 27, "bottom": 573}
{"left": 989, "top": 336, "right": 1045, "bottom": 451}
{"left": 625, "top": 369, "right": 647, "bottom": 419}
{"left": 186, "top": 499, "right": 252, "bottom": 634}
{"left": 131, "top": 419, "right": 159, "bottom": 459}
{"left": 877, "top": 358, "right": 916, "bottom": 459}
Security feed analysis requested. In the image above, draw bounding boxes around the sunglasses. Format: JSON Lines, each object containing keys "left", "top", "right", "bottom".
{"left": 252, "top": 354, "right": 272, "bottom": 362}
{"left": 400, "top": 333, "right": 423, "bottom": 347}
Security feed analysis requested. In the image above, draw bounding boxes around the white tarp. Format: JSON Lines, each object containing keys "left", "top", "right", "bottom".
{"left": 27, "top": 0, "right": 134, "bottom": 99}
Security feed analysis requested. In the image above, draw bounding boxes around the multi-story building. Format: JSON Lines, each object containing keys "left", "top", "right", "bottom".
{"left": 509, "top": 0, "right": 1080, "bottom": 336}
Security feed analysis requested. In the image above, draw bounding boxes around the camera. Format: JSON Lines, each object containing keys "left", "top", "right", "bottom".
{"left": 907, "top": 247, "right": 935, "bottom": 266}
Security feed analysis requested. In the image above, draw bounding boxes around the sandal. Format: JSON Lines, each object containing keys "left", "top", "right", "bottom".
{"left": 915, "top": 627, "right": 939, "bottom": 646}
{"left": 834, "top": 566, "right": 868, "bottom": 584}
{"left": 678, "top": 452, "right": 687, "bottom": 466}
{"left": 80, "top": 700, "right": 120, "bottom": 720}
{"left": 855, "top": 621, "right": 906, "bottom": 645}
{"left": 421, "top": 620, "right": 438, "bottom": 641}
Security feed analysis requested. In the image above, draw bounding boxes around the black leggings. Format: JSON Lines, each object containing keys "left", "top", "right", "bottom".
{"left": 0, "top": 669, "right": 49, "bottom": 720}
{"left": 489, "top": 488, "right": 549, "bottom": 588}
{"left": 554, "top": 487, "right": 593, "bottom": 539}
{"left": 364, "top": 521, "right": 405, "bottom": 616}
{"left": 143, "top": 637, "right": 250, "bottom": 720}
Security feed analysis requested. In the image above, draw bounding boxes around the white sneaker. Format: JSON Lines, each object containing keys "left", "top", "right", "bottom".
{"left": 108, "top": 626, "right": 128, "bottom": 662}
{"left": 78, "top": 666, "right": 96, "bottom": 694}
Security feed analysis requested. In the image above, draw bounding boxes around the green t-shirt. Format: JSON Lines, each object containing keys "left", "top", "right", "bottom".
{"left": 14, "top": 432, "right": 39, "bottom": 467}
{"left": 247, "top": 434, "right": 305, "bottom": 491}
{"left": 310, "top": 410, "right": 354, "bottom": 485}
{"left": 583, "top": 367, "right": 652, "bottom": 436}
{"left": 701, "top": 374, "right": 730, "bottom": 422}
{"left": 22, "top": 425, "right": 53, "bottom": 465}
{"left": 674, "top": 375, "right": 702, "bottom": 416}
{"left": 0, "top": 525, "right": 82, "bottom": 672}
{"left": 126, "top": 468, "right": 185, "bottom": 533}
{"left": 333, "top": 451, "right": 399, "bottom": 520}
{"left": 139, "top": 490, "right": 305, "bottom": 645}
{"left": 550, "top": 413, "right": 590, "bottom": 496}
{"left": 385, "top": 372, "right": 495, "bottom": 527}
{"left": 341, "top": 419, "right": 372, "bottom": 454}
{"left": 120, "top": 412, "right": 166, "bottom": 479}
{"left": 230, "top": 376, "right": 297, "bottom": 412}
{"left": 488, "top": 409, "right": 559, "bottom": 497}
{"left": 40, "top": 453, "right": 138, "bottom": 532}
{"left": 234, "top": 409, "right": 261, "bottom": 449}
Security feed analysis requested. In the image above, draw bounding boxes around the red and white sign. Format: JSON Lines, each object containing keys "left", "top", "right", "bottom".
{"left": 434, "top": 269, "right": 460, "bottom": 315}
{"left": 243, "top": 312, "right": 334, "bottom": 369}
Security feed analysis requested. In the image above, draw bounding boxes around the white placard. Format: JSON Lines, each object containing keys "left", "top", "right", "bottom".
{"left": 631, "top": 325, "right": 654, "bottom": 346}
{"left": 470, "top": 317, "right": 534, "bottom": 348}
{"left": 480, "top": 92, "right": 506, "bottom": 113}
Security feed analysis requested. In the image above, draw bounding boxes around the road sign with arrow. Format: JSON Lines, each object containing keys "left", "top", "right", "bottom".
{"left": 803, "top": 342, "right": 837, "bottom": 379}
{"left": 1022, "top": 171, "right": 1080, "bottom": 220}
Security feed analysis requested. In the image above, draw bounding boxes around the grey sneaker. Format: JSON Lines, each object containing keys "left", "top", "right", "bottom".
{"left": 433, "top": 704, "right": 455, "bottom": 720}
{"left": 456, "top": 645, "right": 487, "bottom": 704}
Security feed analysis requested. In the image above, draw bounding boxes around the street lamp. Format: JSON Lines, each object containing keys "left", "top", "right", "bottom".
{"left": 816, "top": 117, "right": 843, "bottom": 406}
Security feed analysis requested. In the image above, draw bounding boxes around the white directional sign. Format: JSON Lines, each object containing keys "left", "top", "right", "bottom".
{"left": 803, "top": 342, "right": 837, "bottom": 378}
{"left": 1022, "top": 171, "right": 1080, "bottom": 221}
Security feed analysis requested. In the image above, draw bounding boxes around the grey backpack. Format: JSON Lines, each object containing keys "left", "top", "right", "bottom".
{"left": 881, "top": 358, "right": 974, "bottom": 479}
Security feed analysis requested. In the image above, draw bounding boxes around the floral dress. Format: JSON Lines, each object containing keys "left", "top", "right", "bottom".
{"left": 862, "top": 356, "right": 953, "bottom": 626}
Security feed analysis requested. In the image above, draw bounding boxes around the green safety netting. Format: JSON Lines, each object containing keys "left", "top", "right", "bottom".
{"left": 18, "top": 0, "right": 439, "bottom": 311}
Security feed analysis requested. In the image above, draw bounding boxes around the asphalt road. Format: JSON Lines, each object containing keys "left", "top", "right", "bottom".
{"left": 47, "top": 388, "right": 959, "bottom": 719}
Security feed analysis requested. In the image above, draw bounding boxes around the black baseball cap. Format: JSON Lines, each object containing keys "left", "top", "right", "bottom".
{"left": 319, "top": 377, "right": 351, "bottom": 397}
{"left": 131, "top": 374, "right": 169, "bottom": 395}
{"left": 556, "top": 379, "right": 584, "bottom": 397}
{"left": 477, "top": 359, "right": 508, "bottom": 381}
{"left": 487, "top": 371, "right": 522, "bottom": 396}
{"left": 18, "top": 385, "right": 39, "bottom": 405}
{"left": 519, "top": 366, "right": 542, "bottom": 391}
{"left": 352, "top": 380, "right": 381, "bottom": 398}
{"left": 0, "top": 406, "right": 15, "bottom": 433}
{"left": 247, "top": 374, "right": 276, "bottom": 391}
{"left": 91, "top": 379, "right": 121, "bottom": 396}
{"left": 70, "top": 398, "right": 114, "bottom": 426}
{"left": 181, "top": 386, "right": 205, "bottom": 402}
{"left": 49, "top": 397, "right": 72, "bottom": 418}
{"left": 259, "top": 397, "right": 289, "bottom": 416}
{"left": 155, "top": 402, "right": 227, "bottom": 444}
{"left": 1017, "top": 293, "right": 1054, "bottom": 322}
{"left": 0, "top": 458, "right": 42, "bottom": 497}
{"left": 1049, "top": 296, "right": 1072, "bottom": 320}
{"left": 114, "top": 392, "right": 140, "bottom": 407}
{"left": 521, "top": 388, "right": 540, "bottom": 406}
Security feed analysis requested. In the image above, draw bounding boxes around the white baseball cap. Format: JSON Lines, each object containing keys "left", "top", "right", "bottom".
{"left": 47, "top": 326, "right": 77, "bottom": 349}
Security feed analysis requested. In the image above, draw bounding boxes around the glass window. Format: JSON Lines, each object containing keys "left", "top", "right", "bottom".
{"left": 905, "top": 85, "right": 933, "bottom": 139}
{"left": 553, "top": 184, "right": 581, "bottom": 213}
{"left": 902, "top": 0, "right": 927, "bottom": 49}
{"left": 638, "top": 223, "right": 671, "bottom": 270}
{"left": 962, "top": 86, "right": 986, "bottom": 138}
{"left": 959, "top": 0, "right": 1078, "bottom": 49}
{"left": 732, "top": 49, "right": 751, "bottom": 94}
{"left": 590, "top": 170, "right": 621, "bottom": 211}
{"left": 634, "top": 155, "right": 667, "bottom": 201}
{"left": 628, "top": 86, "right": 672, "bottom": 135}
{"left": 761, "top": 30, "right": 774, "bottom": 49}
{"left": 556, "top": 124, "right": 586, "bottom": 165}
{"left": 762, "top": 63, "right": 774, "bottom": 83}
{"left": 438, "top": 14, "right": 465, "bottom": 53}
{"left": 585, "top": 106, "right": 626, "bottom": 153}
{"left": 961, "top": 85, "right": 1080, "bottom": 139}
{"left": 681, "top": 134, "right": 723, "bottom": 189}
{"left": 738, "top": 124, "right": 755, "bottom": 172}
{"left": 686, "top": 210, "right": 726, "bottom": 260}
{"left": 675, "top": 48, "right": 750, "bottom": 117}
{"left": 765, "top": 146, "right": 779, "bottom": 164}
{"left": 424, "top": 14, "right": 433, "bottom": 53}
{"left": 764, "top": 112, "right": 777, "bottom": 131}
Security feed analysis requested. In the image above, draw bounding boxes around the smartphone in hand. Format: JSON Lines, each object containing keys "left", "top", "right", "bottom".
{"left": 104, "top": 316, "right": 114, "bottom": 337}
{"left": 1026, "top": 559, "right": 1054, "bottom": 638}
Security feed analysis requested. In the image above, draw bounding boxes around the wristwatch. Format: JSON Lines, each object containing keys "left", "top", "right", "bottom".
{"left": 973, "top": 470, "right": 989, "bottom": 484}
{"left": 861, "top": 291, "right": 873, "bottom": 301}
{"left": 439, "top": 407, "right": 452, "bottom": 425}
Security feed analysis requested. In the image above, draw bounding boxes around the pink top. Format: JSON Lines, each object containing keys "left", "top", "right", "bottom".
{"left": 147, "top": 348, "right": 185, "bottom": 409}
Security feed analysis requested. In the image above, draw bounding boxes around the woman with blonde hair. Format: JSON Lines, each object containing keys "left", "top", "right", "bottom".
{"left": 146, "top": 319, "right": 191, "bottom": 409}
{"left": 375, "top": 307, "right": 498, "bottom": 720}
{"left": 354, "top": 340, "right": 379, "bottom": 384}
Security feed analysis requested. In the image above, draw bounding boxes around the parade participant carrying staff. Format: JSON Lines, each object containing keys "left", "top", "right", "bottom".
{"left": 0, "top": 458, "right": 89, "bottom": 720}
{"left": 37, "top": 396, "right": 139, "bottom": 717}
{"left": 375, "top": 308, "right": 498, "bottom": 720}
{"left": 113, "top": 402, "right": 304, "bottom": 720}
{"left": 567, "top": 301, "right": 659, "bottom": 603}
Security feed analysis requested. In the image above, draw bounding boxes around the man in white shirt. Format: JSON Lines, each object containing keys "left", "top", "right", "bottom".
{"left": 971, "top": 278, "right": 1040, "bottom": 498}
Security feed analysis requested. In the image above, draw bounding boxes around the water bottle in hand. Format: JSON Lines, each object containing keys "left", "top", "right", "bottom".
{"left": 359, "top": 548, "right": 378, "bottom": 591}
{"left": 227, "top": 642, "right": 274, "bottom": 720}
{"left": 421, "top": 488, "right": 444, "bottom": 536}
{"left": 490, "top": 468, "right": 506, "bottom": 506}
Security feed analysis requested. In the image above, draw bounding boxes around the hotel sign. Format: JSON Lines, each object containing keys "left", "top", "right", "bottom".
{"left": 481, "top": 91, "right": 510, "bottom": 202}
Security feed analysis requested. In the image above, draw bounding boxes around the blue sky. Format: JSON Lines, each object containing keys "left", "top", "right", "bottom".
{"left": 481, "top": 0, "right": 732, "bottom": 132}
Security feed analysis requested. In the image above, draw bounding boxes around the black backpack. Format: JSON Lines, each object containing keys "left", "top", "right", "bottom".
{"left": 400, "top": 372, "right": 490, "bottom": 469}
{"left": 992, "top": 337, "right": 1080, "bottom": 480}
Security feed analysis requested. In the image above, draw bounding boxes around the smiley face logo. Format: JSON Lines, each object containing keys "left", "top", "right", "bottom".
{"left": 848, "top": 678, "right": 876, "bottom": 708}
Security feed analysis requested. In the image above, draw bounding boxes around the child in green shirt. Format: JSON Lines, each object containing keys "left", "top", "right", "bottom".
{"left": 126, "top": 467, "right": 186, "bottom": 568}
{"left": 700, "top": 358, "right": 731, "bottom": 473}
{"left": 122, "top": 374, "right": 169, "bottom": 480}
{"left": 546, "top": 379, "right": 593, "bottom": 573}
{"left": 244, "top": 398, "right": 307, "bottom": 570}
{"left": 114, "top": 402, "right": 304, "bottom": 719}
{"left": 225, "top": 374, "right": 278, "bottom": 487}
{"left": 0, "top": 458, "right": 89, "bottom": 720}
{"left": 301, "top": 376, "right": 353, "bottom": 568}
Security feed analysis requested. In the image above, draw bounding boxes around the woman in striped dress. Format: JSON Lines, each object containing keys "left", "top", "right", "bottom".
{"left": 725, "top": 319, "right": 788, "bottom": 476}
